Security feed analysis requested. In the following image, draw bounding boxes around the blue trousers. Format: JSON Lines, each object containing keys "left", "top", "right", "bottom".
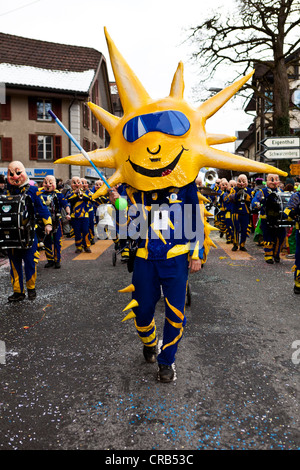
{"left": 294, "top": 228, "right": 300, "bottom": 288}
{"left": 232, "top": 212, "right": 250, "bottom": 247}
{"left": 44, "top": 222, "right": 63, "bottom": 263}
{"left": 131, "top": 254, "right": 189, "bottom": 366}
{"left": 71, "top": 217, "right": 90, "bottom": 250}
{"left": 8, "top": 235, "right": 40, "bottom": 293}
{"left": 260, "top": 219, "right": 286, "bottom": 260}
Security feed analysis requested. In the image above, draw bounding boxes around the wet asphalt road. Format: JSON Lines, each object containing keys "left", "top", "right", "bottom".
{"left": 0, "top": 230, "right": 299, "bottom": 452}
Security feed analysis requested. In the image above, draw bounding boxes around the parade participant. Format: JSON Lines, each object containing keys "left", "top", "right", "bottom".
{"left": 5, "top": 161, "right": 52, "bottom": 301}
{"left": 67, "top": 177, "right": 92, "bottom": 253}
{"left": 227, "top": 174, "right": 252, "bottom": 251}
{"left": 252, "top": 173, "right": 285, "bottom": 263}
{"left": 54, "top": 28, "right": 286, "bottom": 382}
{"left": 216, "top": 178, "right": 229, "bottom": 240}
{"left": 284, "top": 190, "right": 300, "bottom": 294}
{"left": 109, "top": 181, "right": 205, "bottom": 382}
{"left": 223, "top": 179, "right": 236, "bottom": 244}
{"left": 38, "top": 175, "right": 71, "bottom": 268}
{"left": 81, "top": 178, "right": 95, "bottom": 245}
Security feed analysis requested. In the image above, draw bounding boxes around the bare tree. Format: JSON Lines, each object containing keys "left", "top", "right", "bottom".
{"left": 189, "top": 0, "right": 300, "bottom": 136}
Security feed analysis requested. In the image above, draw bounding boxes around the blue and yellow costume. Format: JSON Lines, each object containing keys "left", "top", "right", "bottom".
{"left": 252, "top": 186, "right": 285, "bottom": 263}
{"left": 37, "top": 188, "right": 70, "bottom": 267}
{"left": 67, "top": 190, "right": 92, "bottom": 252}
{"left": 116, "top": 182, "right": 204, "bottom": 367}
{"left": 227, "top": 186, "right": 252, "bottom": 250}
{"left": 6, "top": 183, "right": 52, "bottom": 298}
{"left": 284, "top": 192, "right": 300, "bottom": 293}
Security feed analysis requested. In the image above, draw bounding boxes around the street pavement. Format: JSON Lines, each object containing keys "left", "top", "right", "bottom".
{"left": 0, "top": 228, "right": 299, "bottom": 453}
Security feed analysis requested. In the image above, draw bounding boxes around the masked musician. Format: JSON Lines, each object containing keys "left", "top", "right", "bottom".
{"left": 216, "top": 178, "right": 230, "bottom": 241}
{"left": 81, "top": 178, "right": 95, "bottom": 245}
{"left": 4, "top": 161, "right": 52, "bottom": 301}
{"left": 227, "top": 174, "right": 252, "bottom": 251}
{"left": 67, "top": 177, "right": 92, "bottom": 253}
{"left": 252, "top": 173, "right": 285, "bottom": 263}
{"left": 284, "top": 190, "right": 300, "bottom": 294}
{"left": 37, "top": 175, "right": 71, "bottom": 268}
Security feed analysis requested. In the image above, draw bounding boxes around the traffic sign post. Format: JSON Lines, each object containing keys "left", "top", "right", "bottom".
{"left": 262, "top": 136, "right": 300, "bottom": 160}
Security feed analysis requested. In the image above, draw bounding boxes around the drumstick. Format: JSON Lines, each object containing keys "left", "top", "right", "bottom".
{"left": 48, "top": 110, "right": 127, "bottom": 210}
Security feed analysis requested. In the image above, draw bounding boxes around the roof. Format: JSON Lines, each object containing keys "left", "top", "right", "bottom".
{"left": 0, "top": 63, "right": 95, "bottom": 93}
{"left": 0, "top": 32, "right": 103, "bottom": 93}
{"left": 0, "top": 32, "right": 102, "bottom": 72}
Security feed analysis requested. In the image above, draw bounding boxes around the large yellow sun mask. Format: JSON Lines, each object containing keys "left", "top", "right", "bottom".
{"left": 55, "top": 28, "right": 286, "bottom": 198}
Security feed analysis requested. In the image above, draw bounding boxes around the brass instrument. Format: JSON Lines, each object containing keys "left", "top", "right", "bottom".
{"left": 203, "top": 168, "right": 218, "bottom": 187}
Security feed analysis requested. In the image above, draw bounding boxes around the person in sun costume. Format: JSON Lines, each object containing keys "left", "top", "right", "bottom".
{"left": 55, "top": 28, "right": 286, "bottom": 382}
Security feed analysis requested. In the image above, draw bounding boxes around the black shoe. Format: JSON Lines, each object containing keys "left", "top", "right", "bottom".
{"left": 84, "top": 247, "right": 92, "bottom": 253}
{"left": 8, "top": 292, "right": 25, "bottom": 302}
{"left": 54, "top": 262, "right": 61, "bottom": 269}
{"left": 294, "top": 285, "right": 300, "bottom": 295}
{"left": 274, "top": 256, "right": 280, "bottom": 263}
{"left": 28, "top": 289, "right": 36, "bottom": 300}
{"left": 265, "top": 258, "right": 274, "bottom": 264}
{"left": 158, "top": 364, "right": 174, "bottom": 383}
{"left": 239, "top": 246, "right": 247, "bottom": 251}
{"left": 232, "top": 245, "right": 238, "bottom": 251}
{"left": 44, "top": 261, "right": 54, "bottom": 268}
{"left": 143, "top": 345, "right": 157, "bottom": 363}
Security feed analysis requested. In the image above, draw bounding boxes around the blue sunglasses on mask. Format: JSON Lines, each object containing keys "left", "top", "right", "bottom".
{"left": 123, "top": 110, "right": 190, "bottom": 143}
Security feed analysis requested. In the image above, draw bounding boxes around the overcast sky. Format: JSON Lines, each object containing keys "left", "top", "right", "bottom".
{"left": 0, "top": 0, "right": 253, "bottom": 151}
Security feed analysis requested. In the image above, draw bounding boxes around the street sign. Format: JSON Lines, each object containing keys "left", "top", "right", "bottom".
{"left": 264, "top": 148, "right": 300, "bottom": 160}
{"left": 263, "top": 136, "right": 300, "bottom": 148}
{"left": 290, "top": 163, "right": 300, "bottom": 175}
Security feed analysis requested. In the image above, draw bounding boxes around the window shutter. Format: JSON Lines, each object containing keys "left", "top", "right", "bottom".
{"left": 28, "top": 97, "right": 37, "bottom": 120}
{"left": 1, "top": 137, "right": 13, "bottom": 161}
{"left": 53, "top": 135, "right": 62, "bottom": 160}
{"left": 52, "top": 99, "right": 62, "bottom": 120}
{"left": 1, "top": 96, "right": 11, "bottom": 120}
{"left": 29, "top": 134, "right": 38, "bottom": 160}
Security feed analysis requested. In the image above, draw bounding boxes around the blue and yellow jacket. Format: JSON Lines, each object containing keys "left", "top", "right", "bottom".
{"left": 284, "top": 192, "right": 300, "bottom": 229}
{"left": 252, "top": 187, "right": 282, "bottom": 219}
{"left": 227, "top": 186, "right": 252, "bottom": 215}
{"left": 115, "top": 182, "right": 205, "bottom": 261}
{"left": 67, "top": 190, "right": 91, "bottom": 218}
{"left": 6, "top": 183, "right": 52, "bottom": 227}
{"left": 37, "top": 188, "right": 70, "bottom": 218}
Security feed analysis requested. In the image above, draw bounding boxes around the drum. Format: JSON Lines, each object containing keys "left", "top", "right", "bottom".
{"left": 266, "top": 191, "right": 293, "bottom": 228}
{"left": 0, "top": 193, "right": 35, "bottom": 249}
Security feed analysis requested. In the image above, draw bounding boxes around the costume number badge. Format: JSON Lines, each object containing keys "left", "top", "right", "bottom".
{"left": 153, "top": 210, "right": 169, "bottom": 230}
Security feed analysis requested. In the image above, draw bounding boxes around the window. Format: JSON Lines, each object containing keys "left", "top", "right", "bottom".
{"left": 264, "top": 91, "right": 273, "bottom": 113}
{"left": 37, "top": 135, "right": 52, "bottom": 160}
{"left": 292, "top": 90, "right": 300, "bottom": 107}
{"left": 29, "top": 97, "right": 61, "bottom": 120}
{"left": 29, "top": 134, "right": 61, "bottom": 160}
{"left": 37, "top": 99, "right": 52, "bottom": 121}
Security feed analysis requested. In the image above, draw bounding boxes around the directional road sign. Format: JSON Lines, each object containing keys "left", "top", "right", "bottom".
{"left": 263, "top": 136, "right": 300, "bottom": 149}
{"left": 264, "top": 148, "right": 300, "bottom": 160}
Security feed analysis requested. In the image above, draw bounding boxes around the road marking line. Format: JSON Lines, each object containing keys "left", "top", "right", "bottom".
{"left": 74, "top": 240, "right": 113, "bottom": 260}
